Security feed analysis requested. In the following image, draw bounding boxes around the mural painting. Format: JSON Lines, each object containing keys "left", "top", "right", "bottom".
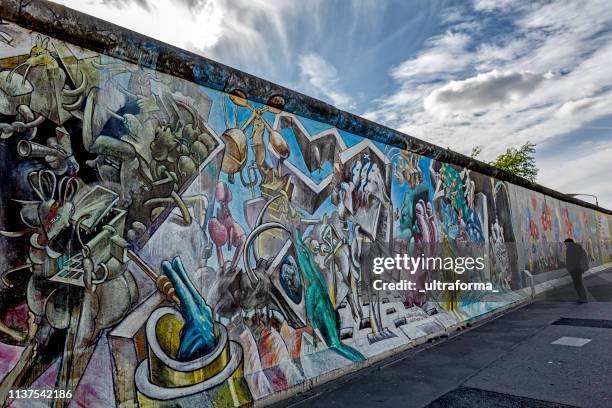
{"left": 0, "top": 23, "right": 611, "bottom": 407}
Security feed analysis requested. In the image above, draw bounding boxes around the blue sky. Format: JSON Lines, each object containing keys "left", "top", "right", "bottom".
{"left": 53, "top": 0, "right": 612, "bottom": 208}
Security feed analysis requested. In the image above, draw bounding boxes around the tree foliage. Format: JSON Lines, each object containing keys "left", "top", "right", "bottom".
{"left": 490, "top": 142, "right": 538, "bottom": 182}
{"left": 469, "top": 142, "right": 539, "bottom": 182}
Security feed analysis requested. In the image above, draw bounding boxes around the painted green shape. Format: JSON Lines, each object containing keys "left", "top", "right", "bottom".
{"left": 398, "top": 183, "right": 429, "bottom": 252}
{"left": 440, "top": 163, "right": 468, "bottom": 221}
{"left": 293, "top": 229, "right": 365, "bottom": 363}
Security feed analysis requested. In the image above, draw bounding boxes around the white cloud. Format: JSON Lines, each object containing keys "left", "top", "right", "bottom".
{"left": 473, "top": 0, "right": 523, "bottom": 12}
{"left": 298, "top": 52, "right": 354, "bottom": 110}
{"left": 476, "top": 38, "right": 531, "bottom": 69}
{"left": 51, "top": 0, "right": 385, "bottom": 100}
{"left": 390, "top": 31, "right": 471, "bottom": 79}
{"left": 424, "top": 70, "right": 548, "bottom": 116}
{"left": 100, "top": 0, "right": 152, "bottom": 12}
{"left": 363, "top": 0, "right": 612, "bottom": 206}
{"left": 54, "top": 0, "right": 224, "bottom": 51}
{"left": 539, "top": 140, "right": 612, "bottom": 209}
{"left": 555, "top": 96, "right": 610, "bottom": 119}
{"left": 51, "top": 0, "right": 299, "bottom": 84}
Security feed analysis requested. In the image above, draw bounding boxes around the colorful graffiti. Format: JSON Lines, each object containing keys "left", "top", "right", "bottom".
{"left": 0, "top": 22, "right": 611, "bottom": 408}
{"left": 509, "top": 186, "right": 608, "bottom": 274}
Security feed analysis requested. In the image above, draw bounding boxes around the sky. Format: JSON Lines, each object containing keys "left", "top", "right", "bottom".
{"left": 51, "top": 0, "right": 612, "bottom": 209}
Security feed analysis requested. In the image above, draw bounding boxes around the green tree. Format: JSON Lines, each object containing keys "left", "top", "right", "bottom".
{"left": 490, "top": 142, "right": 538, "bottom": 182}
{"left": 468, "top": 142, "right": 539, "bottom": 182}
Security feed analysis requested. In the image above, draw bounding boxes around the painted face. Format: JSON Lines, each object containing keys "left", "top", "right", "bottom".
{"left": 350, "top": 154, "right": 387, "bottom": 207}
{"left": 280, "top": 255, "right": 302, "bottom": 304}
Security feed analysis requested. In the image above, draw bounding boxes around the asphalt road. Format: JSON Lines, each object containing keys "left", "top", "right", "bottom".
{"left": 273, "top": 267, "right": 612, "bottom": 408}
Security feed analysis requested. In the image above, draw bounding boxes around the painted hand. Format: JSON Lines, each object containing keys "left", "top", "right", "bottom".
{"left": 161, "top": 257, "right": 216, "bottom": 361}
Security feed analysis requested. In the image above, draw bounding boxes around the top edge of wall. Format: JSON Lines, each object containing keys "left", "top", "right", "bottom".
{"left": 1, "top": 0, "right": 610, "bottom": 215}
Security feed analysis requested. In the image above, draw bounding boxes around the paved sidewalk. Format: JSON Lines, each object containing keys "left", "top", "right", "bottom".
{"left": 273, "top": 268, "right": 612, "bottom": 408}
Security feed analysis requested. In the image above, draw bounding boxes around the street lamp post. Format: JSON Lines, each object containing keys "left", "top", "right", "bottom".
{"left": 566, "top": 193, "right": 599, "bottom": 207}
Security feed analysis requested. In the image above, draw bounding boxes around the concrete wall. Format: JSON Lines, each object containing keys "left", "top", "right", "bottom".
{"left": 0, "top": 3, "right": 611, "bottom": 407}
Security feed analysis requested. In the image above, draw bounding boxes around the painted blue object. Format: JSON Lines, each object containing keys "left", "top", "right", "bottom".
{"left": 161, "top": 257, "right": 216, "bottom": 361}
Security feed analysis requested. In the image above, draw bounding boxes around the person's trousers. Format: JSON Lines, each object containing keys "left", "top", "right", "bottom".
{"left": 568, "top": 269, "right": 587, "bottom": 301}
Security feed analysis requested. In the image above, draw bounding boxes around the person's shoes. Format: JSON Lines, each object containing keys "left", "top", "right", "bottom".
{"left": 577, "top": 299, "right": 589, "bottom": 303}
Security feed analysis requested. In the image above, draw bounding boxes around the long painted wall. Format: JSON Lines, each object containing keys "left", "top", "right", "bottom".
{"left": 0, "top": 4, "right": 611, "bottom": 407}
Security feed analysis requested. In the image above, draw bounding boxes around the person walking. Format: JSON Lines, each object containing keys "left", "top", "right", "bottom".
{"left": 564, "top": 238, "right": 589, "bottom": 303}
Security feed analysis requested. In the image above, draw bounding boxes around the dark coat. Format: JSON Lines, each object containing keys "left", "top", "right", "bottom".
{"left": 566, "top": 242, "right": 589, "bottom": 274}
